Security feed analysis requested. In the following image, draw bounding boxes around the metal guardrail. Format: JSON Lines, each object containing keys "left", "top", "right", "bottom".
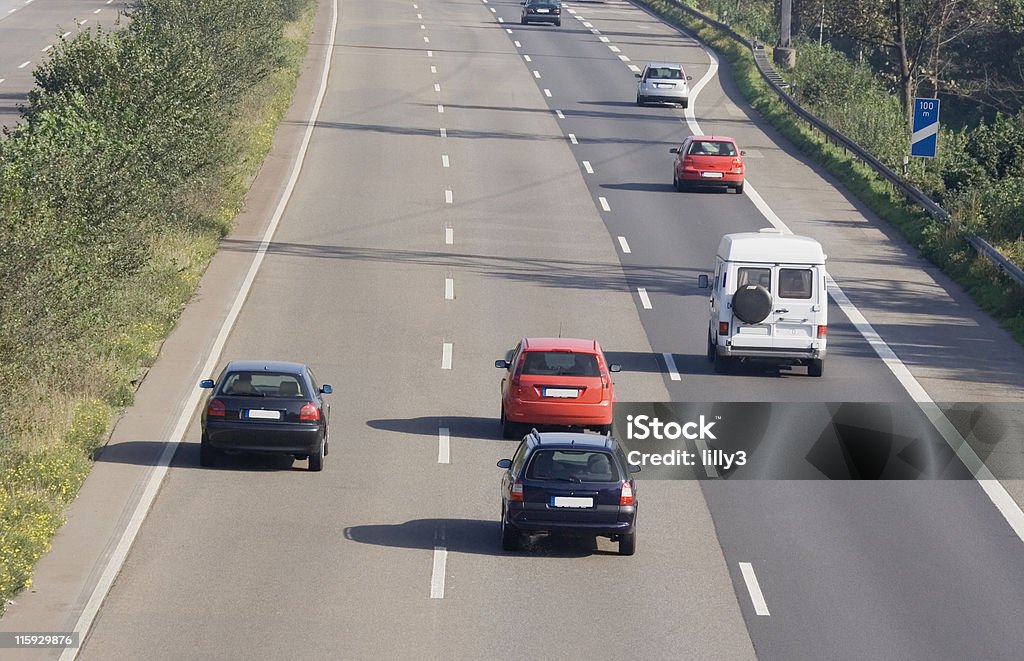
{"left": 657, "top": 0, "right": 1024, "bottom": 288}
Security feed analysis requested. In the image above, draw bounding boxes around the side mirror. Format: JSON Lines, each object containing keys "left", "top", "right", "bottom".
{"left": 686, "top": 75, "right": 693, "bottom": 80}
{"left": 199, "top": 379, "right": 215, "bottom": 389}
{"left": 634, "top": 72, "right": 641, "bottom": 78}
{"left": 320, "top": 384, "right": 333, "bottom": 394}
{"left": 669, "top": 147, "right": 679, "bottom": 154}
{"left": 609, "top": 364, "right": 622, "bottom": 373}
{"left": 740, "top": 150, "right": 746, "bottom": 156}
{"left": 698, "top": 274, "right": 709, "bottom": 289}
{"left": 495, "top": 359, "right": 510, "bottom": 369}
{"left": 497, "top": 459, "right": 512, "bottom": 469}
{"left": 629, "top": 464, "right": 641, "bottom": 474}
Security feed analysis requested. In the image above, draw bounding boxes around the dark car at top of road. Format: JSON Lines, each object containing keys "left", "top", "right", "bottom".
{"left": 497, "top": 431, "right": 639, "bottom": 555}
{"left": 199, "top": 360, "right": 332, "bottom": 471}
{"left": 520, "top": 0, "right": 561, "bottom": 26}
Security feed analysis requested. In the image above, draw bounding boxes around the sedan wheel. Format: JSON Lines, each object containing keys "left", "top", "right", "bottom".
{"left": 199, "top": 441, "right": 218, "bottom": 468}
{"left": 308, "top": 441, "right": 325, "bottom": 471}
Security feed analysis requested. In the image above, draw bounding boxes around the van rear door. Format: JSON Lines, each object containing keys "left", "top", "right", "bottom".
{"left": 769, "top": 265, "right": 821, "bottom": 351}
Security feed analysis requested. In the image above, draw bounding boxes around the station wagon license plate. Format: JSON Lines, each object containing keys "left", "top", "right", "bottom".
{"left": 537, "top": 7, "right": 549, "bottom": 11}
{"left": 701, "top": 171, "right": 723, "bottom": 178}
{"left": 543, "top": 388, "right": 579, "bottom": 398}
{"left": 246, "top": 409, "right": 281, "bottom": 420}
{"left": 551, "top": 496, "right": 594, "bottom": 508}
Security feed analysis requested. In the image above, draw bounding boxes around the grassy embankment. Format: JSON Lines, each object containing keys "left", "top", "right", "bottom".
{"left": 0, "top": 0, "right": 316, "bottom": 614}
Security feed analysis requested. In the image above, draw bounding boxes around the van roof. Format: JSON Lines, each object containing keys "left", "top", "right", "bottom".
{"left": 717, "top": 231, "right": 826, "bottom": 264}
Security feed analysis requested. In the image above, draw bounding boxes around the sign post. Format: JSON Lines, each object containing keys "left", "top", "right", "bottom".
{"left": 910, "top": 97, "right": 940, "bottom": 158}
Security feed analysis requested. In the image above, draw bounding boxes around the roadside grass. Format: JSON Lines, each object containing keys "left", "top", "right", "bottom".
{"left": 0, "top": 0, "right": 316, "bottom": 615}
{"left": 639, "top": 0, "right": 1024, "bottom": 345}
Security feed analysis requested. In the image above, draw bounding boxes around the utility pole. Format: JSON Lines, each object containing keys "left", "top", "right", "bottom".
{"left": 774, "top": 0, "right": 796, "bottom": 68}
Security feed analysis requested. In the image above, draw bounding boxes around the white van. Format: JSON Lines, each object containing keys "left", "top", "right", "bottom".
{"left": 698, "top": 230, "right": 828, "bottom": 376}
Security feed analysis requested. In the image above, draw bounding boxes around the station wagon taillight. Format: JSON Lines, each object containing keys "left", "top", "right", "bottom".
{"left": 817, "top": 325, "right": 827, "bottom": 338}
{"left": 619, "top": 481, "right": 634, "bottom": 506}
{"left": 510, "top": 479, "right": 524, "bottom": 502}
{"left": 207, "top": 399, "right": 225, "bottom": 417}
{"left": 299, "top": 403, "right": 320, "bottom": 421}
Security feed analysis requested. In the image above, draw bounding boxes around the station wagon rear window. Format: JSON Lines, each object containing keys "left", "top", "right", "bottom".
{"left": 526, "top": 450, "right": 621, "bottom": 482}
{"left": 520, "top": 352, "right": 600, "bottom": 377}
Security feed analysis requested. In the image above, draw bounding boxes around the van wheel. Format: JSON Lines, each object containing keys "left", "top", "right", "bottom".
{"left": 808, "top": 359, "right": 824, "bottom": 377}
{"left": 707, "top": 333, "right": 716, "bottom": 363}
{"left": 714, "top": 353, "right": 732, "bottom": 374}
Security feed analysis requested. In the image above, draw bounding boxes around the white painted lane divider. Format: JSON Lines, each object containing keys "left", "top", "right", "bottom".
{"left": 524, "top": 55, "right": 532, "bottom": 62}
{"left": 637, "top": 288, "right": 652, "bottom": 309}
{"left": 434, "top": 83, "right": 441, "bottom": 92}
{"left": 617, "top": 54, "right": 630, "bottom": 62}
{"left": 514, "top": 40, "right": 521, "bottom": 47}
{"left": 444, "top": 277, "right": 454, "bottom": 300}
{"left": 568, "top": 133, "right": 578, "bottom": 145}
{"left": 93, "top": 8, "right": 101, "bottom": 13}
{"left": 438, "top": 427, "right": 450, "bottom": 464}
{"left": 42, "top": 44, "right": 53, "bottom": 52}
{"left": 445, "top": 226, "right": 453, "bottom": 244}
{"left": 497, "top": 17, "right": 504, "bottom": 23}
{"left": 420, "top": 24, "right": 426, "bottom": 29}
{"left": 430, "top": 547, "right": 448, "bottom": 598}
{"left": 609, "top": 45, "right": 621, "bottom": 53}
{"left": 505, "top": 28, "right": 512, "bottom": 34}
{"left": 441, "top": 343, "right": 453, "bottom": 370}
{"left": 543, "top": 89, "right": 552, "bottom": 97}
{"left": 582, "top": 160, "right": 593, "bottom": 174}
{"left": 440, "top": 127, "right": 447, "bottom": 138}
{"left": 427, "top": 49, "right": 433, "bottom": 57}
{"left": 444, "top": 189, "right": 453, "bottom": 204}
{"left": 62, "top": 31, "right": 71, "bottom": 38}
{"left": 628, "top": 64, "right": 642, "bottom": 73}
{"left": 423, "top": 36, "right": 430, "bottom": 43}
{"left": 18, "top": 61, "right": 30, "bottom": 69}
{"left": 437, "top": 104, "right": 444, "bottom": 113}
{"left": 430, "top": 65, "right": 437, "bottom": 73}
{"left": 598, "top": 196, "right": 610, "bottom": 212}
{"left": 58, "top": 2, "right": 342, "bottom": 659}
{"left": 739, "top": 562, "right": 771, "bottom": 616}
{"left": 555, "top": 109, "right": 564, "bottom": 119}
{"left": 533, "top": 70, "right": 541, "bottom": 79}
{"left": 441, "top": 154, "right": 449, "bottom": 168}
{"left": 599, "top": 36, "right": 610, "bottom": 43}
{"left": 617, "top": 236, "right": 631, "bottom": 253}
{"left": 662, "top": 353, "right": 681, "bottom": 381}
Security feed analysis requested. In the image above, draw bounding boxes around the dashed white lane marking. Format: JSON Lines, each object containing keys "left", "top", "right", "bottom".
{"left": 694, "top": 436, "right": 718, "bottom": 478}
{"left": 430, "top": 547, "right": 448, "bottom": 598}
{"left": 62, "top": 31, "right": 71, "bottom": 38}
{"left": 739, "top": 563, "right": 771, "bottom": 616}
{"left": 80, "top": 19, "right": 88, "bottom": 24}
{"left": 423, "top": 36, "right": 430, "bottom": 43}
{"left": 441, "top": 343, "right": 453, "bottom": 370}
{"left": 437, "top": 104, "right": 444, "bottom": 113}
{"left": 568, "top": 133, "right": 578, "bottom": 144}
{"left": 438, "top": 427, "right": 450, "bottom": 463}
{"left": 444, "top": 189, "right": 453, "bottom": 204}
{"left": 440, "top": 127, "right": 447, "bottom": 138}
{"left": 18, "top": 61, "right": 30, "bottom": 69}
{"left": 42, "top": 44, "right": 53, "bottom": 52}
{"left": 441, "top": 154, "right": 449, "bottom": 168}
{"left": 434, "top": 83, "right": 441, "bottom": 92}
{"left": 427, "top": 50, "right": 433, "bottom": 57}
{"left": 420, "top": 24, "right": 426, "bottom": 29}
{"left": 617, "top": 236, "right": 631, "bottom": 253}
{"left": 505, "top": 28, "right": 512, "bottom": 34}
{"left": 490, "top": 6, "right": 496, "bottom": 12}
{"left": 444, "top": 277, "right": 454, "bottom": 300}
{"left": 628, "top": 64, "right": 642, "bottom": 73}
{"left": 583, "top": 21, "right": 593, "bottom": 27}
{"left": 524, "top": 55, "right": 531, "bottom": 62}
{"left": 7, "top": 8, "right": 16, "bottom": 14}
{"left": 413, "top": 3, "right": 418, "bottom": 7}
{"left": 609, "top": 45, "right": 621, "bottom": 53}
{"left": 599, "top": 36, "right": 609, "bottom": 42}
{"left": 417, "top": 13, "right": 422, "bottom": 18}
{"left": 93, "top": 8, "right": 101, "bottom": 13}
{"left": 533, "top": 70, "right": 541, "bottom": 78}
{"left": 0, "top": 79, "right": 5, "bottom": 84}
{"left": 543, "top": 89, "right": 551, "bottom": 97}
{"left": 582, "top": 160, "right": 593, "bottom": 174}
{"left": 514, "top": 40, "right": 521, "bottom": 47}
{"left": 567, "top": 7, "right": 576, "bottom": 13}
{"left": 445, "top": 226, "right": 454, "bottom": 244}
{"left": 618, "top": 54, "right": 630, "bottom": 62}
{"left": 431, "top": 65, "right": 437, "bottom": 73}
{"left": 662, "top": 353, "right": 681, "bottom": 381}
{"left": 497, "top": 17, "right": 503, "bottom": 23}
{"left": 555, "top": 109, "right": 564, "bottom": 119}
{"left": 637, "top": 288, "right": 652, "bottom": 309}
{"left": 591, "top": 28, "right": 601, "bottom": 34}
{"left": 598, "top": 196, "right": 610, "bottom": 211}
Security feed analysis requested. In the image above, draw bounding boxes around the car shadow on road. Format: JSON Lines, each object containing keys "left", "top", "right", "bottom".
{"left": 93, "top": 440, "right": 310, "bottom": 471}
{"left": 344, "top": 518, "right": 611, "bottom": 557}
{"left": 367, "top": 416, "right": 504, "bottom": 441}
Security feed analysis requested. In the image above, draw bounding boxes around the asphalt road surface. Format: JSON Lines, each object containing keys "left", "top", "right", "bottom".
{"left": 3, "top": 0, "right": 1024, "bottom": 659}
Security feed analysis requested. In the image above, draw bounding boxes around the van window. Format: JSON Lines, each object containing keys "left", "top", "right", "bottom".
{"left": 737, "top": 267, "right": 771, "bottom": 290}
{"left": 778, "top": 268, "right": 813, "bottom": 299}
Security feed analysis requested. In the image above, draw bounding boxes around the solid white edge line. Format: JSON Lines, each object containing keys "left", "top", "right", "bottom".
{"left": 582, "top": 160, "right": 593, "bottom": 174}
{"left": 685, "top": 38, "right": 1024, "bottom": 541}
{"left": 437, "top": 427, "right": 450, "bottom": 464}
{"left": 57, "top": 1, "right": 342, "bottom": 658}
{"left": 441, "top": 342, "right": 453, "bottom": 369}
{"left": 662, "top": 353, "right": 681, "bottom": 381}
{"left": 93, "top": 8, "right": 101, "bottom": 13}
{"left": 617, "top": 236, "right": 630, "bottom": 253}
{"left": 739, "top": 562, "right": 771, "bottom": 616}
{"left": 444, "top": 277, "right": 454, "bottom": 300}
{"left": 430, "top": 547, "right": 448, "bottom": 598}
{"left": 598, "top": 196, "right": 610, "bottom": 212}
{"left": 18, "top": 60, "right": 30, "bottom": 68}
{"left": 637, "top": 287, "right": 652, "bottom": 309}
{"left": 62, "top": 31, "right": 72, "bottom": 38}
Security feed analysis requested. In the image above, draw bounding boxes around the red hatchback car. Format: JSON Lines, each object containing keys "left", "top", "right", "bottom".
{"left": 495, "top": 338, "right": 621, "bottom": 439}
{"left": 670, "top": 135, "right": 746, "bottom": 193}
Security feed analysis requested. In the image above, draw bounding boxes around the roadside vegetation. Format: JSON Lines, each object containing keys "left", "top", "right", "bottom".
{"left": 0, "top": 0, "right": 315, "bottom": 614}
{"left": 637, "top": 0, "right": 1024, "bottom": 342}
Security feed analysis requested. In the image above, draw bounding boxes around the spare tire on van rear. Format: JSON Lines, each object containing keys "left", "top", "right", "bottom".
{"left": 732, "top": 284, "right": 771, "bottom": 324}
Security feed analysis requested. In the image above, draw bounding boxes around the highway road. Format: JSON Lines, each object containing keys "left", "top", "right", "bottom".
{"left": 2, "top": 0, "right": 1024, "bottom": 659}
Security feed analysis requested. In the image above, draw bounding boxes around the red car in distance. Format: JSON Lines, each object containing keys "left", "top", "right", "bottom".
{"left": 670, "top": 135, "right": 746, "bottom": 194}
{"left": 495, "top": 338, "right": 621, "bottom": 439}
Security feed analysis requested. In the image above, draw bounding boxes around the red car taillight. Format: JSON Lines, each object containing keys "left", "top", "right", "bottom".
{"left": 620, "top": 481, "right": 634, "bottom": 506}
{"left": 510, "top": 479, "right": 524, "bottom": 502}
{"left": 731, "top": 158, "right": 744, "bottom": 173}
{"left": 300, "top": 403, "right": 320, "bottom": 421}
{"left": 207, "top": 399, "right": 225, "bottom": 417}
{"left": 719, "top": 321, "right": 730, "bottom": 335}
{"left": 817, "top": 325, "right": 828, "bottom": 338}
{"left": 682, "top": 157, "right": 697, "bottom": 171}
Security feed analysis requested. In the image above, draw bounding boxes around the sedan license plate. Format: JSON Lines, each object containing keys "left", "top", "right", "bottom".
{"left": 246, "top": 409, "right": 281, "bottom": 420}
{"left": 537, "top": 7, "right": 549, "bottom": 11}
{"left": 701, "top": 171, "right": 724, "bottom": 178}
{"left": 543, "top": 388, "right": 579, "bottom": 398}
{"left": 551, "top": 496, "right": 594, "bottom": 508}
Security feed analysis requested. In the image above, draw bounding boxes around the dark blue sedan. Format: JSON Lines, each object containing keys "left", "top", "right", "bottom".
{"left": 199, "top": 360, "right": 332, "bottom": 470}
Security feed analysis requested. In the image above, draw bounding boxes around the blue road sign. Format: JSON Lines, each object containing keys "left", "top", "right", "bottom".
{"left": 911, "top": 97, "right": 940, "bottom": 158}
